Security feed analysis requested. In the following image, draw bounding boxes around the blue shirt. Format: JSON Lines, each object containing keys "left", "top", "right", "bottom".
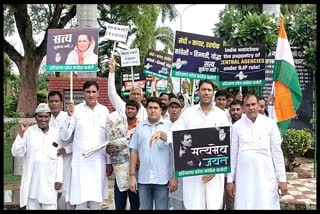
{"left": 129, "top": 118, "right": 172, "bottom": 185}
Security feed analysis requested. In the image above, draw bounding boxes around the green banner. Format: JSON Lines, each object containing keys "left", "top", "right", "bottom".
{"left": 219, "top": 80, "right": 265, "bottom": 88}
{"left": 171, "top": 70, "right": 219, "bottom": 81}
{"left": 143, "top": 69, "right": 169, "bottom": 80}
{"left": 174, "top": 166, "right": 230, "bottom": 178}
{"left": 46, "top": 64, "right": 98, "bottom": 72}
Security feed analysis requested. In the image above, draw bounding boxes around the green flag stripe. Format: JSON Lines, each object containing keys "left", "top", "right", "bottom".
{"left": 273, "top": 60, "right": 303, "bottom": 111}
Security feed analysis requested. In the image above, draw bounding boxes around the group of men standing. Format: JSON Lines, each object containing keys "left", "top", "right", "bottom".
{"left": 12, "top": 55, "right": 287, "bottom": 210}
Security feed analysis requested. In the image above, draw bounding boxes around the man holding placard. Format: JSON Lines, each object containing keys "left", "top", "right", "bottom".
{"left": 107, "top": 55, "right": 148, "bottom": 121}
{"left": 150, "top": 80, "right": 229, "bottom": 209}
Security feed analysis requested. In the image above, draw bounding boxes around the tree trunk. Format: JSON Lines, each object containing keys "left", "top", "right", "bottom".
{"left": 16, "top": 57, "right": 40, "bottom": 117}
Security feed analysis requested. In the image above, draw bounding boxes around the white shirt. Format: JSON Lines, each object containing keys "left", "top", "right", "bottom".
{"left": 108, "top": 72, "right": 147, "bottom": 121}
{"left": 228, "top": 114, "right": 286, "bottom": 209}
{"left": 50, "top": 111, "right": 73, "bottom": 195}
{"left": 12, "top": 125, "right": 63, "bottom": 207}
{"left": 60, "top": 101, "right": 110, "bottom": 204}
{"left": 167, "top": 104, "right": 229, "bottom": 209}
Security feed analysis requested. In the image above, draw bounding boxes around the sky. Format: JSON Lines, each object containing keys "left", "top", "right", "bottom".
{"left": 158, "top": 4, "right": 226, "bottom": 37}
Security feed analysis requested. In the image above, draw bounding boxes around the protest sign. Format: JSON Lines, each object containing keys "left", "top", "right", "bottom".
{"left": 105, "top": 23, "right": 129, "bottom": 43}
{"left": 173, "top": 126, "right": 231, "bottom": 178}
{"left": 121, "top": 72, "right": 147, "bottom": 96}
{"left": 143, "top": 49, "right": 173, "bottom": 80}
{"left": 171, "top": 30, "right": 222, "bottom": 81}
{"left": 46, "top": 28, "right": 98, "bottom": 72}
{"left": 120, "top": 48, "right": 140, "bottom": 67}
{"left": 219, "top": 45, "right": 265, "bottom": 88}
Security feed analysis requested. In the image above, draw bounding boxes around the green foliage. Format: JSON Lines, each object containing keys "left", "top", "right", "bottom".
{"left": 282, "top": 128, "right": 312, "bottom": 172}
{"left": 149, "top": 26, "right": 174, "bottom": 53}
{"left": 303, "top": 41, "right": 317, "bottom": 72}
{"left": 213, "top": 9, "right": 278, "bottom": 54}
{"left": 3, "top": 5, "right": 15, "bottom": 37}
{"left": 4, "top": 118, "right": 21, "bottom": 146}
{"left": 97, "top": 4, "right": 159, "bottom": 76}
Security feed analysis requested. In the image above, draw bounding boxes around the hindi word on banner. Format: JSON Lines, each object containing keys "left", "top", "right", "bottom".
{"left": 173, "top": 127, "right": 231, "bottom": 178}
{"left": 121, "top": 72, "right": 147, "bottom": 96}
{"left": 143, "top": 49, "right": 173, "bottom": 80}
{"left": 46, "top": 28, "right": 98, "bottom": 72}
{"left": 171, "top": 30, "right": 222, "bottom": 81}
{"left": 120, "top": 48, "right": 140, "bottom": 67}
{"left": 219, "top": 45, "right": 265, "bottom": 88}
{"left": 104, "top": 23, "right": 129, "bottom": 43}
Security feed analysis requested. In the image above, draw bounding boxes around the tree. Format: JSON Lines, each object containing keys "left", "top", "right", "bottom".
{"left": 97, "top": 4, "right": 177, "bottom": 93}
{"left": 3, "top": 4, "right": 76, "bottom": 117}
{"left": 4, "top": 53, "right": 14, "bottom": 96}
{"left": 149, "top": 26, "right": 174, "bottom": 53}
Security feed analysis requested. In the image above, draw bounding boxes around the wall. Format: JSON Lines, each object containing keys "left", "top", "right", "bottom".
{"left": 48, "top": 77, "right": 115, "bottom": 112}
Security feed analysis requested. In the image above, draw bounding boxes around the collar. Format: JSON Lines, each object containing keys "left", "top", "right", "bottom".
{"left": 196, "top": 103, "right": 216, "bottom": 113}
{"left": 83, "top": 100, "right": 100, "bottom": 109}
{"left": 142, "top": 117, "right": 165, "bottom": 127}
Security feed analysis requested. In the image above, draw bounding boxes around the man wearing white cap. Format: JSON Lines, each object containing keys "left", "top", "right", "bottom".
{"left": 11, "top": 103, "right": 63, "bottom": 210}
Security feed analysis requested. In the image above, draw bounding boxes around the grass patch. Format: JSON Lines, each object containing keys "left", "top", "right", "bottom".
{"left": 4, "top": 174, "right": 21, "bottom": 185}
{"left": 4, "top": 139, "right": 21, "bottom": 185}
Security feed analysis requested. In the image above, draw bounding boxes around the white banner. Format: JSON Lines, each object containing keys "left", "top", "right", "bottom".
{"left": 120, "top": 48, "right": 140, "bottom": 67}
{"left": 105, "top": 23, "right": 129, "bottom": 42}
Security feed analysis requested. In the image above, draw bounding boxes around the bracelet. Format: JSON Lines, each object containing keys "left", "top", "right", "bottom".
{"left": 129, "top": 173, "right": 135, "bottom": 176}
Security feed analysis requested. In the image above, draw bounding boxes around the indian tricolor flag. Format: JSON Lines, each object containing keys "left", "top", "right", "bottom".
{"left": 272, "top": 19, "right": 302, "bottom": 136}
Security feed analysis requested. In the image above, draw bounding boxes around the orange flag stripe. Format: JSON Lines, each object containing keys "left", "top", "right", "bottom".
{"left": 278, "top": 19, "right": 288, "bottom": 39}
{"left": 274, "top": 81, "right": 296, "bottom": 122}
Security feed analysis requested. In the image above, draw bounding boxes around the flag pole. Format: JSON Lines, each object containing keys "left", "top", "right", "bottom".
{"left": 191, "top": 80, "right": 195, "bottom": 106}
{"left": 112, "top": 41, "right": 117, "bottom": 55}
{"left": 131, "top": 66, "right": 134, "bottom": 85}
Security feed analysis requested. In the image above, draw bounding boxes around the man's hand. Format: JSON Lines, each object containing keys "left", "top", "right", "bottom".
{"left": 268, "top": 95, "right": 275, "bottom": 105}
{"left": 106, "top": 143, "right": 115, "bottom": 154}
{"left": 66, "top": 101, "right": 74, "bottom": 116}
{"left": 54, "top": 182, "right": 63, "bottom": 190}
{"left": 168, "top": 178, "right": 178, "bottom": 193}
{"left": 107, "top": 55, "right": 116, "bottom": 73}
{"left": 226, "top": 182, "right": 235, "bottom": 198}
{"left": 129, "top": 175, "right": 138, "bottom": 193}
{"left": 57, "top": 148, "right": 66, "bottom": 157}
{"left": 202, "top": 174, "right": 215, "bottom": 183}
{"left": 150, "top": 131, "right": 162, "bottom": 145}
{"left": 106, "top": 164, "right": 113, "bottom": 176}
{"left": 278, "top": 182, "right": 288, "bottom": 196}
{"left": 19, "top": 120, "right": 31, "bottom": 137}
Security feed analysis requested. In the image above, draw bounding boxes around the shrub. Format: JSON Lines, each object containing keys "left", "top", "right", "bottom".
{"left": 282, "top": 128, "right": 312, "bottom": 172}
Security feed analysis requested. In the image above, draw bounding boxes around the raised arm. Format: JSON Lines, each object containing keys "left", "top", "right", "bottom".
{"left": 107, "top": 56, "right": 126, "bottom": 115}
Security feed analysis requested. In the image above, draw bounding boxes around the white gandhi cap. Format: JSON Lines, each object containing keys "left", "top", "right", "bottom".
{"left": 35, "top": 103, "right": 51, "bottom": 114}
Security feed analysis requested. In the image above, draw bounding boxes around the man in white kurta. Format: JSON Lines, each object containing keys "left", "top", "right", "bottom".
{"left": 47, "top": 91, "right": 74, "bottom": 210}
{"left": 227, "top": 94, "right": 287, "bottom": 209}
{"left": 107, "top": 55, "right": 147, "bottom": 121}
{"left": 151, "top": 80, "right": 229, "bottom": 209}
{"left": 60, "top": 81, "right": 110, "bottom": 210}
{"left": 11, "top": 103, "right": 63, "bottom": 210}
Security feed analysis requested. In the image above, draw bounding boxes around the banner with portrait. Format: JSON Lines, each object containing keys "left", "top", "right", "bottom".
{"left": 46, "top": 28, "right": 98, "bottom": 72}
{"left": 172, "top": 126, "right": 231, "bottom": 178}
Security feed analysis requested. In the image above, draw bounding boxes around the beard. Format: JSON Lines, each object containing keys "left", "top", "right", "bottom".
{"left": 161, "top": 103, "right": 168, "bottom": 110}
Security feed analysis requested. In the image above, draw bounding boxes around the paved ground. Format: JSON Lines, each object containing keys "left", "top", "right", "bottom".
{"left": 4, "top": 157, "right": 316, "bottom": 210}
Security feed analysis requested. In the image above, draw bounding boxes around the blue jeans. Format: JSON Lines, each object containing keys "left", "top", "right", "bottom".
{"left": 138, "top": 183, "right": 169, "bottom": 210}
{"left": 114, "top": 179, "right": 139, "bottom": 210}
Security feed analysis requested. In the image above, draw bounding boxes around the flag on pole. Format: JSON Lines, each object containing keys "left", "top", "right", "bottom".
{"left": 272, "top": 19, "right": 303, "bottom": 136}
